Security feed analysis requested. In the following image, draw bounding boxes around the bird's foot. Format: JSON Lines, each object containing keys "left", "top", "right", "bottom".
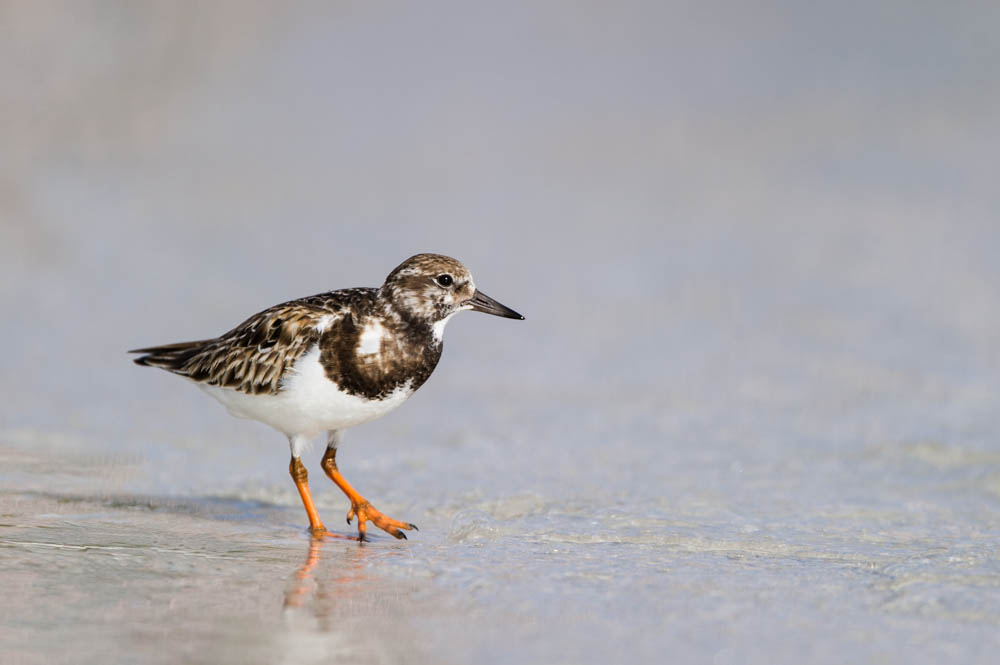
{"left": 306, "top": 524, "right": 361, "bottom": 541}
{"left": 307, "top": 524, "right": 334, "bottom": 539}
{"left": 346, "top": 500, "right": 417, "bottom": 541}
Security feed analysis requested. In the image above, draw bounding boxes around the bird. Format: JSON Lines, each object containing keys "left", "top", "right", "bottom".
{"left": 130, "top": 253, "right": 524, "bottom": 540}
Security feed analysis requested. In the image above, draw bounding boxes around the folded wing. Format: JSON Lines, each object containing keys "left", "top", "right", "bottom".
{"left": 129, "top": 292, "right": 360, "bottom": 395}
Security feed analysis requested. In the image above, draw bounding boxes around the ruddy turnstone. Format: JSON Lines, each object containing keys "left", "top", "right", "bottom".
{"left": 130, "top": 253, "right": 523, "bottom": 540}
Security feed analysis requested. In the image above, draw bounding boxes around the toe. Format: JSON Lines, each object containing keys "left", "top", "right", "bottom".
{"left": 345, "top": 501, "right": 415, "bottom": 540}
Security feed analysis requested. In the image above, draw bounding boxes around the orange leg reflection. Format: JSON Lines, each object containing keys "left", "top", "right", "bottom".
{"left": 284, "top": 536, "right": 324, "bottom": 609}
{"left": 282, "top": 535, "right": 377, "bottom": 613}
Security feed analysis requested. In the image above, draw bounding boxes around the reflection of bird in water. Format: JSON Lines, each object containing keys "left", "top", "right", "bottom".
{"left": 283, "top": 536, "right": 372, "bottom": 612}
{"left": 131, "top": 254, "right": 523, "bottom": 540}
{"left": 282, "top": 535, "right": 415, "bottom": 646}
{"left": 284, "top": 537, "right": 327, "bottom": 611}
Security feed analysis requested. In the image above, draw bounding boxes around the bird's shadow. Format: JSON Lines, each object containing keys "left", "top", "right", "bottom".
{"left": 6, "top": 489, "right": 374, "bottom": 541}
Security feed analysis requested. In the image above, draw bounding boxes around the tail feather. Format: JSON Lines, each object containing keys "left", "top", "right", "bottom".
{"left": 129, "top": 339, "right": 216, "bottom": 370}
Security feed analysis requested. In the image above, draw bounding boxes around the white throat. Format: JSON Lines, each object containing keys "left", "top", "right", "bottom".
{"left": 431, "top": 311, "right": 460, "bottom": 342}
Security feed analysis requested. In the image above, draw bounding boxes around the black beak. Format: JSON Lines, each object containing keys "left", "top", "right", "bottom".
{"left": 468, "top": 290, "right": 525, "bottom": 320}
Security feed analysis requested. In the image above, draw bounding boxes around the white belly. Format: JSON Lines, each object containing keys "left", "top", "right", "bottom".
{"left": 193, "top": 345, "right": 414, "bottom": 438}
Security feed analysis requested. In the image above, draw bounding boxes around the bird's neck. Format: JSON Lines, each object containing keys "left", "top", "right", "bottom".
{"left": 375, "top": 293, "right": 440, "bottom": 345}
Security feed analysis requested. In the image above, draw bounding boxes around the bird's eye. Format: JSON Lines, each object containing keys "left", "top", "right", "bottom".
{"left": 436, "top": 274, "right": 454, "bottom": 288}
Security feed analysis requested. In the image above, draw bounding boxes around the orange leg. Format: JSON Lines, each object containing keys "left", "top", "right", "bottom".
{"left": 289, "top": 456, "right": 329, "bottom": 537}
{"left": 320, "top": 447, "right": 417, "bottom": 541}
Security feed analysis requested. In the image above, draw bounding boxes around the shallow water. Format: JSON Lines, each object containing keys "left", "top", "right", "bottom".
{"left": 3, "top": 2, "right": 1000, "bottom": 663}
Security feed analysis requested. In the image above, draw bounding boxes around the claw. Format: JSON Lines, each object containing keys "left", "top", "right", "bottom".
{"left": 343, "top": 499, "right": 416, "bottom": 541}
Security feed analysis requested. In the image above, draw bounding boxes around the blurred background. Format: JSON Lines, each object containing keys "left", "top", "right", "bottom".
{"left": 2, "top": 2, "right": 1000, "bottom": 664}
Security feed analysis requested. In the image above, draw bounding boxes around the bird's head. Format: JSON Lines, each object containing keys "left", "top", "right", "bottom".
{"left": 380, "top": 253, "right": 524, "bottom": 336}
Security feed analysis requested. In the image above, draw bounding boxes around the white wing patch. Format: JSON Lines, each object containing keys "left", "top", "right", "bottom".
{"left": 358, "top": 319, "right": 385, "bottom": 355}
{"left": 315, "top": 314, "right": 336, "bottom": 332}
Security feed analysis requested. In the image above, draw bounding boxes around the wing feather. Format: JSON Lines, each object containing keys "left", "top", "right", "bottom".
{"left": 130, "top": 289, "right": 373, "bottom": 395}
